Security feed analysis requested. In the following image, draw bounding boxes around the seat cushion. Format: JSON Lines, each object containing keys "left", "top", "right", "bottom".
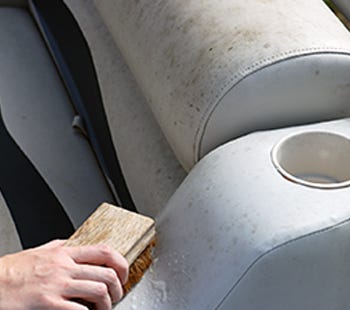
{"left": 95, "top": 0, "right": 350, "bottom": 170}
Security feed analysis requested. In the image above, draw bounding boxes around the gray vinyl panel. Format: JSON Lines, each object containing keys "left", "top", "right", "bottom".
{"left": 0, "top": 7, "right": 113, "bottom": 227}
{"left": 0, "top": 192, "right": 21, "bottom": 255}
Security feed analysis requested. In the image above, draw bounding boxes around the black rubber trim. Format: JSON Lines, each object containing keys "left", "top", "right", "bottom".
{"left": 0, "top": 111, "right": 74, "bottom": 249}
{"left": 29, "top": 0, "right": 137, "bottom": 212}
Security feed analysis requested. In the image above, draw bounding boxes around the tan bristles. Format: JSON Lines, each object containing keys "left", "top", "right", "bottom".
{"left": 123, "top": 238, "right": 157, "bottom": 293}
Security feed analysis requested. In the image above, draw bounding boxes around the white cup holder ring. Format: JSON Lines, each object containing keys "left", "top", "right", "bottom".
{"left": 271, "top": 131, "right": 350, "bottom": 189}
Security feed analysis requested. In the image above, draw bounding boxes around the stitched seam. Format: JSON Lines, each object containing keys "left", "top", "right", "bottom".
{"left": 193, "top": 47, "right": 350, "bottom": 165}
{"left": 214, "top": 216, "right": 350, "bottom": 309}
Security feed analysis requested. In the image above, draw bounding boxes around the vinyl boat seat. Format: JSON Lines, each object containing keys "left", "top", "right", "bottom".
{"left": 2, "top": 1, "right": 350, "bottom": 309}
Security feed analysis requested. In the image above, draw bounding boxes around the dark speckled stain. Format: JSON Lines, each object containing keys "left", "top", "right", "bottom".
{"left": 232, "top": 29, "right": 261, "bottom": 43}
{"left": 140, "top": 0, "right": 263, "bottom": 119}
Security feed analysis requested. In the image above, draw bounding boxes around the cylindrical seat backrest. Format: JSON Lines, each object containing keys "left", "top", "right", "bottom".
{"left": 95, "top": 0, "right": 350, "bottom": 170}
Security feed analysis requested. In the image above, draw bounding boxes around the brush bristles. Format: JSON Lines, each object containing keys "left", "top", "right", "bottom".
{"left": 123, "top": 238, "right": 157, "bottom": 293}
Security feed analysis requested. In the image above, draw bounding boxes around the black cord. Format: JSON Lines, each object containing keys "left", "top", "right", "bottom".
{"left": 29, "top": 0, "right": 137, "bottom": 212}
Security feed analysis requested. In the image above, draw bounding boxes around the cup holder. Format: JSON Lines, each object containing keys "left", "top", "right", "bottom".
{"left": 271, "top": 131, "right": 350, "bottom": 189}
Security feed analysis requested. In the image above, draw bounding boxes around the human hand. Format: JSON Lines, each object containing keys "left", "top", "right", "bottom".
{"left": 0, "top": 240, "right": 129, "bottom": 310}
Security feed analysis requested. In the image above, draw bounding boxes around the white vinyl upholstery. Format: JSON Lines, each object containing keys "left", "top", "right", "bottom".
{"left": 95, "top": 0, "right": 350, "bottom": 170}
{"left": 115, "top": 118, "right": 350, "bottom": 309}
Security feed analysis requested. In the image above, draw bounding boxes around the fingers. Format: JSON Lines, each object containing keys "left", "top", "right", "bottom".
{"left": 63, "top": 245, "right": 128, "bottom": 307}
{"left": 73, "top": 265, "right": 123, "bottom": 303}
{"left": 69, "top": 245, "right": 129, "bottom": 285}
{"left": 64, "top": 280, "right": 112, "bottom": 310}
